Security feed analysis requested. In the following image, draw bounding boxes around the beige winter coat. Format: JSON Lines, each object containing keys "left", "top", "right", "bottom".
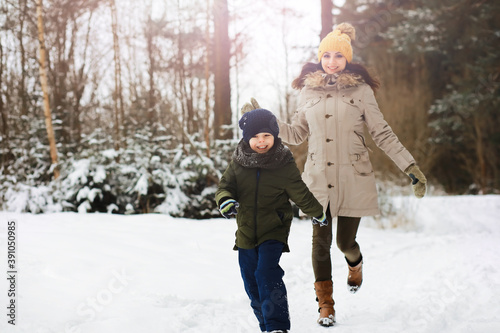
{"left": 278, "top": 71, "right": 415, "bottom": 217}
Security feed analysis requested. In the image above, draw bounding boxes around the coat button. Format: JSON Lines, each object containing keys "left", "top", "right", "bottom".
{"left": 325, "top": 114, "right": 332, "bottom": 118}
{"left": 328, "top": 184, "right": 334, "bottom": 188}
{"left": 327, "top": 162, "right": 334, "bottom": 166}
{"left": 326, "top": 138, "right": 332, "bottom": 142}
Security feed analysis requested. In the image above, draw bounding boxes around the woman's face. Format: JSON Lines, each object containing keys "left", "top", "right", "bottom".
{"left": 321, "top": 51, "right": 347, "bottom": 74}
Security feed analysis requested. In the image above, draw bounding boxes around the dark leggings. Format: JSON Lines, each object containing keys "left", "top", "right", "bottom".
{"left": 312, "top": 207, "right": 362, "bottom": 282}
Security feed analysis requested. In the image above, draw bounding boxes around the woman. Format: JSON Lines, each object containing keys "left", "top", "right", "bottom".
{"left": 246, "top": 22, "right": 427, "bottom": 327}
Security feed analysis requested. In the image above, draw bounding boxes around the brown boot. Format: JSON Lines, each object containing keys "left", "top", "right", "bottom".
{"left": 314, "top": 280, "right": 335, "bottom": 326}
{"left": 347, "top": 258, "right": 363, "bottom": 293}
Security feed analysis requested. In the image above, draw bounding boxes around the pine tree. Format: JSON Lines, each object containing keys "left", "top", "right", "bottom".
{"left": 384, "top": 0, "right": 500, "bottom": 193}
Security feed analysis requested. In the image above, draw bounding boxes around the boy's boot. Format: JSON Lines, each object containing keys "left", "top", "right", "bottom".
{"left": 347, "top": 257, "right": 363, "bottom": 293}
{"left": 314, "top": 280, "right": 335, "bottom": 326}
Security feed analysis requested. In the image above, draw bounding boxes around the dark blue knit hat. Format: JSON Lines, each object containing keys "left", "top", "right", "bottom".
{"left": 239, "top": 109, "right": 279, "bottom": 143}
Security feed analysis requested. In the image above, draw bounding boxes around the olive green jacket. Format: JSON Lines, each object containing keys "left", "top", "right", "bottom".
{"left": 215, "top": 141, "right": 323, "bottom": 251}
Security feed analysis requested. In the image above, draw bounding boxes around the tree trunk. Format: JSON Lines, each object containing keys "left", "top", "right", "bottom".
{"left": 110, "top": 0, "right": 124, "bottom": 150}
{"left": 36, "top": 0, "right": 60, "bottom": 179}
{"left": 19, "top": 0, "right": 29, "bottom": 119}
{"left": 145, "top": 9, "right": 157, "bottom": 133}
{"left": 204, "top": 0, "right": 211, "bottom": 157}
{"left": 71, "top": 11, "right": 94, "bottom": 143}
{"left": 51, "top": 10, "right": 71, "bottom": 147}
{"left": 320, "top": 0, "right": 333, "bottom": 39}
{"left": 0, "top": 39, "right": 9, "bottom": 173}
{"left": 183, "top": 51, "right": 196, "bottom": 135}
{"left": 213, "top": 0, "right": 232, "bottom": 140}
{"left": 474, "top": 114, "right": 486, "bottom": 194}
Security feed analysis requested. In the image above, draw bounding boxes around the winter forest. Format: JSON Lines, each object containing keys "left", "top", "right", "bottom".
{"left": 1, "top": 1, "right": 500, "bottom": 333}
{"left": 0, "top": 0, "right": 499, "bottom": 216}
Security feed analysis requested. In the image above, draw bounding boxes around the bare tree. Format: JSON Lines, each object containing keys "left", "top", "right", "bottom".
{"left": 213, "top": 0, "right": 232, "bottom": 140}
{"left": 68, "top": 8, "right": 95, "bottom": 144}
{"left": 204, "top": 0, "right": 212, "bottom": 157}
{"left": 0, "top": 38, "right": 8, "bottom": 172}
{"left": 320, "top": 0, "right": 333, "bottom": 39}
{"left": 36, "top": 0, "right": 59, "bottom": 179}
{"left": 110, "top": 0, "right": 124, "bottom": 150}
{"left": 18, "top": 0, "right": 29, "bottom": 119}
{"left": 146, "top": 14, "right": 157, "bottom": 131}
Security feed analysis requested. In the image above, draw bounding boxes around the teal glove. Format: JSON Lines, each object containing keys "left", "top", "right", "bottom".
{"left": 405, "top": 164, "right": 427, "bottom": 198}
{"left": 240, "top": 98, "right": 261, "bottom": 115}
{"left": 312, "top": 212, "right": 328, "bottom": 227}
{"left": 219, "top": 199, "right": 239, "bottom": 219}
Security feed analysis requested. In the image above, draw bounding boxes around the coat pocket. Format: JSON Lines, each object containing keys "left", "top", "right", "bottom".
{"left": 303, "top": 96, "right": 322, "bottom": 109}
{"left": 354, "top": 131, "right": 373, "bottom": 152}
{"left": 350, "top": 152, "right": 374, "bottom": 176}
{"left": 342, "top": 95, "right": 364, "bottom": 120}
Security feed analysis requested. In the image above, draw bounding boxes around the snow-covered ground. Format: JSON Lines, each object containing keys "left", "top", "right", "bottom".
{"left": 1, "top": 195, "right": 499, "bottom": 333}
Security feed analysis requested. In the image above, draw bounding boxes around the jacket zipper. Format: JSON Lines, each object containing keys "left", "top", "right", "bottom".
{"left": 254, "top": 168, "right": 261, "bottom": 246}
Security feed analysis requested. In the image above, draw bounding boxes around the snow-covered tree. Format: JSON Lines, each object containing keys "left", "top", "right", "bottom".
{"left": 383, "top": 0, "right": 500, "bottom": 193}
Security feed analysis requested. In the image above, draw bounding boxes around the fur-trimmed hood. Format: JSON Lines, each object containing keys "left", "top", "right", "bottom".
{"left": 304, "top": 70, "right": 365, "bottom": 90}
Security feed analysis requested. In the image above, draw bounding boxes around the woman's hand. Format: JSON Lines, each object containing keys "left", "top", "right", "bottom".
{"left": 240, "top": 98, "right": 260, "bottom": 115}
{"left": 405, "top": 165, "right": 427, "bottom": 198}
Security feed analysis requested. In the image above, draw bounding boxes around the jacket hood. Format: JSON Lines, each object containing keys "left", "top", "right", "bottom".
{"left": 304, "top": 70, "right": 365, "bottom": 90}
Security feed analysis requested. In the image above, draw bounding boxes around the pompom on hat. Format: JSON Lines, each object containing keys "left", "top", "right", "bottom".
{"left": 239, "top": 109, "right": 279, "bottom": 143}
{"left": 317, "top": 22, "right": 356, "bottom": 63}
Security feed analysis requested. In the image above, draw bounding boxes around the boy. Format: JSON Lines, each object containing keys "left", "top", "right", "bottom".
{"left": 215, "top": 108, "right": 326, "bottom": 333}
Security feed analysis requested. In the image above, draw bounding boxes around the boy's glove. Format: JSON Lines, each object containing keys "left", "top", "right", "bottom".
{"left": 405, "top": 164, "right": 427, "bottom": 198}
{"left": 240, "top": 97, "right": 261, "bottom": 115}
{"left": 312, "top": 212, "right": 328, "bottom": 227}
{"left": 219, "top": 199, "right": 239, "bottom": 218}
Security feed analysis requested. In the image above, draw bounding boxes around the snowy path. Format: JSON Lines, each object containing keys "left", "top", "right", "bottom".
{"left": 1, "top": 195, "right": 499, "bottom": 333}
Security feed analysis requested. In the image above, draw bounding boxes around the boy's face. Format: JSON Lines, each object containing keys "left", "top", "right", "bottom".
{"left": 249, "top": 132, "right": 274, "bottom": 154}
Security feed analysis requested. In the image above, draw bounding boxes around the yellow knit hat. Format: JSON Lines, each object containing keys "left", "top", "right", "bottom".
{"left": 317, "top": 22, "right": 356, "bottom": 63}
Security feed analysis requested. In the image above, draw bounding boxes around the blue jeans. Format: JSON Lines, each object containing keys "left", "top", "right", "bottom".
{"left": 238, "top": 240, "right": 290, "bottom": 332}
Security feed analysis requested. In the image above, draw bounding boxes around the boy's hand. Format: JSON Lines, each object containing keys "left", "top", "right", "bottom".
{"left": 312, "top": 212, "right": 328, "bottom": 227}
{"left": 219, "top": 199, "right": 239, "bottom": 219}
